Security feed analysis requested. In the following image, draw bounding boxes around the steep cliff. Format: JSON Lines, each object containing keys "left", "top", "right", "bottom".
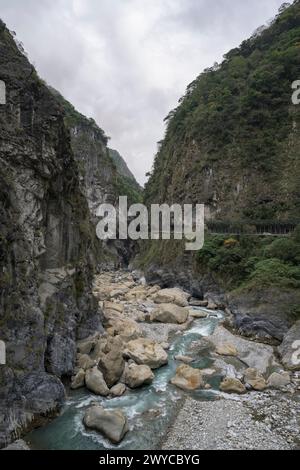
{"left": 109, "top": 148, "right": 143, "bottom": 204}
{"left": 0, "top": 21, "right": 102, "bottom": 446}
{"left": 141, "top": 1, "right": 300, "bottom": 340}
{"left": 49, "top": 89, "right": 142, "bottom": 264}
{"left": 145, "top": 2, "right": 300, "bottom": 220}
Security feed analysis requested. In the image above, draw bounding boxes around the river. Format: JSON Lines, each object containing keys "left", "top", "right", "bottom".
{"left": 27, "top": 309, "right": 223, "bottom": 450}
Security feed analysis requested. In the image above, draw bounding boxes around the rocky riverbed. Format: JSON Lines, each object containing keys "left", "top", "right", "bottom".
{"left": 9, "top": 269, "right": 300, "bottom": 450}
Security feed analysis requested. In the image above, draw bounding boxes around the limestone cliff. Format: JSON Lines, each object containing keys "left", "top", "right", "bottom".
{"left": 140, "top": 1, "right": 300, "bottom": 341}
{"left": 145, "top": 1, "right": 300, "bottom": 222}
{"left": 0, "top": 20, "right": 102, "bottom": 446}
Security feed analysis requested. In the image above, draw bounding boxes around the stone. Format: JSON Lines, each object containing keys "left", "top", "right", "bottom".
{"left": 110, "top": 289, "right": 127, "bottom": 299}
{"left": 189, "top": 298, "right": 208, "bottom": 307}
{"left": 103, "top": 301, "right": 124, "bottom": 313}
{"left": 243, "top": 368, "right": 267, "bottom": 391}
{"left": 188, "top": 310, "right": 208, "bottom": 319}
{"left": 83, "top": 405, "right": 128, "bottom": 444}
{"left": 124, "top": 338, "right": 168, "bottom": 369}
{"left": 70, "top": 369, "right": 85, "bottom": 390}
{"left": 108, "top": 318, "right": 142, "bottom": 342}
{"left": 124, "top": 363, "right": 154, "bottom": 388}
{"left": 278, "top": 320, "right": 300, "bottom": 370}
{"left": 207, "top": 301, "right": 218, "bottom": 310}
{"left": 201, "top": 368, "right": 216, "bottom": 376}
{"left": 77, "top": 334, "right": 99, "bottom": 355}
{"left": 151, "top": 303, "right": 189, "bottom": 324}
{"left": 97, "top": 336, "right": 125, "bottom": 388}
{"left": 170, "top": 364, "right": 204, "bottom": 391}
{"left": 209, "top": 326, "right": 278, "bottom": 374}
{"left": 85, "top": 367, "right": 110, "bottom": 396}
{"left": 216, "top": 343, "right": 238, "bottom": 357}
{"left": 110, "top": 383, "right": 126, "bottom": 397}
{"left": 77, "top": 354, "right": 96, "bottom": 371}
{"left": 220, "top": 377, "right": 246, "bottom": 394}
{"left": 154, "top": 288, "right": 189, "bottom": 307}
{"left": 174, "top": 355, "right": 194, "bottom": 364}
{"left": 267, "top": 372, "right": 291, "bottom": 389}
{"left": 160, "top": 342, "right": 170, "bottom": 350}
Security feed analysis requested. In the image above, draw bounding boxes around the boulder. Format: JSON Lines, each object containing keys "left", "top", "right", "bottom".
{"left": 77, "top": 354, "right": 96, "bottom": 371}
{"left": 85, "top": 367, "right": 109, "bottom": 396}
{"left": 124, "top": 363, "right": 154, "bottom": 388}
{"left": 77, "top": 334, "right": 99, "bottom": 355}
{"left": 108, "top": 318, "right": 142, "bottom": 342}
{"left": 267, "top": 371, "right": 291, "bottom": 389}
{"left": 97, "top": 336, "right": 125, "bottom": 388}
{"left": 110, "top": 383, "right": 126, "bottom": 397}
{"left": 216, "top": 343, "right": 238, "bottom": 357}
{"left": 209, "top": 326, "right": 278, "bottom": 374}
{"left": 278, "top": 320, "right": 300, "bottom": 371}
{"left": 103, "top": 301, "right": 124, "bottom": 314}
{"left": 151, "top": 303, "right": 189, "bottom": 324}
{"left": 154, "top": 288, "right": 189, "bottom": 307}
{"left": 189, "top": 298, "right": 208, "bottom": 307}
{"left": 70, "top": 369, "right": 85, "bottom": 390}
{"left": 207, "top": 301, "right": 218, "bottom": 310}
{"left": 124, "top": 338, "right": 168, "bottom": 369}
{"left": 189, "top": 310, "right": 208, "bottom": 319}
{"left": 243, "top": 368, "right": 267, "bottom": 391}
{"left": 83, "top": 405, "right": 128, "bottom": 444}
{"left": 219, "top": 377, "right": 246, "bottom": 394}
{"left": 170, "top": 364, "right": 204, "bottom": 391}
{"left": 174, "top": 355, "right": 194, "bottom": 364}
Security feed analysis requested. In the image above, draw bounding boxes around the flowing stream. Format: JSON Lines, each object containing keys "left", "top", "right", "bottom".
{"left": 27, "top": 309, "right": 223, "bottom": 450}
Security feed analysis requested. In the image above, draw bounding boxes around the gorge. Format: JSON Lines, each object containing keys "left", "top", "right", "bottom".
{"left": 1, "top": 0, "right": 300, "bottom": 451}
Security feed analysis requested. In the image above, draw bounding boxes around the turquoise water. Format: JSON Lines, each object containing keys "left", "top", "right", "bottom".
{"left": 27, "top": 310, "right": 222, "bottom": 450}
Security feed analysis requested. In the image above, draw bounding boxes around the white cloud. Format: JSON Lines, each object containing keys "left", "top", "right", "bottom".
{"left": 1, "top": 0, "right": 285, "bottom": 184}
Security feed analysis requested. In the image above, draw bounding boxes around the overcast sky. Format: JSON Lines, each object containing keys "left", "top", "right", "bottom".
{"left": 1, "top": 0, "right": 285, "bottom": 184}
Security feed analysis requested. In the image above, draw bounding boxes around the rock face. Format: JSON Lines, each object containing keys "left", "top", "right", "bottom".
{"left": 140, "top": 1, "right": 300, "bottom": 343}
{"left": 278, "top": 320, "right": 300, "bottom": 371}
{"left": 124, "top": 363, "right": 154, "bottom": 388}
{"left": 124, "top": 338, "right": 168, "bottom": 369}
{"left": 83, "top": 405, "right": 128, "bottom": 444}
{"left": 85, "top": 367, "right": 110, "bottom": 396}
{"left": 151, "top": 303, "right": 189, "bottom": 324}
{"left": 0, "top": 21, "right": 104, "bottom": 448}
{"left": 171, "top": 364, "right": 204, "bottom": 391}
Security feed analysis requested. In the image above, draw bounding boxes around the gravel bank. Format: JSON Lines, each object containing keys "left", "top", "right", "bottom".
{"left": 162, "top": 396, "right": 295, "bottom": 450}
